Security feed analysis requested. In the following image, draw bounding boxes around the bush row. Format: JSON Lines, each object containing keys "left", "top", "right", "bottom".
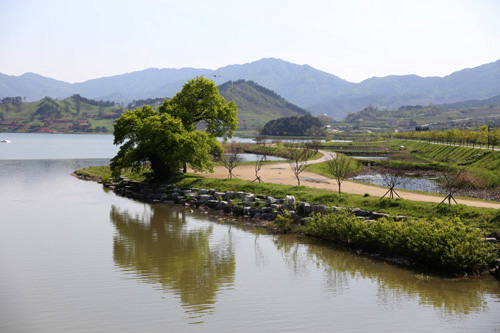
{"left": 293, "top": 210, "right": 498, "bottom": 274}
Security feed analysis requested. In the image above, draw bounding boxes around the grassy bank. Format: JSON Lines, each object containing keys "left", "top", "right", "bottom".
{"left": 75, "top": 166, "right": 500, "bottom": 233}
{"left": 387, "top": 140, "right": 500, "bottom": 186}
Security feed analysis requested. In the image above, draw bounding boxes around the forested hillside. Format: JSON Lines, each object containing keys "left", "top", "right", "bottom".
{"left": 260, "top": 114, "right": 325, "bottom": 136}
{"left": 218, "top": 80, "right": 309, "bottom": 130}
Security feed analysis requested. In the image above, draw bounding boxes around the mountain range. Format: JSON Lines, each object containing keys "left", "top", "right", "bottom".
{"left": 2, "top": 58, "right": 500, "bottom": 119}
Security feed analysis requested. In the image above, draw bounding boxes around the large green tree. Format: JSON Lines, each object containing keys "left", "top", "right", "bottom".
{"left": 111, "top": 77, "right": 238, "bottom": 180}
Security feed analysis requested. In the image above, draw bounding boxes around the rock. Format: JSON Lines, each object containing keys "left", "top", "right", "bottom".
{"left": 214, "top": 191, "right": 225, "bottom": 199}
{"left": 250, "top": 208, "right": 262, "bottom": 217}
{"left": 352, "top": 208, "right": 371, "bottom": 217}
{"left": 285, "top": 195, "right": 295, "bottom": 205}
{"left": 262, "top": 207, "right": 271, "bottom": 214}
{"left": 242, "top": 206, "right": 252, "bottom": 216}
{"left": 174, "top": 196, "right": 185, "bottom": 204}
{"left": 225, "top": 191, "right": 235, "bottom": 199}
{"left": 311, "top": 205, "right": 328, "bottom": 215}
{"left": 216, "top": 201, "right": 229, "bottom": 210}
{"left": 198, "top": 189, "right": 209, "bottom": 195}
{"left": 232, "top": 206, "right": 243, "bottom": 216}
{"left": 299, "top": 201, "right": 311, "bottom": 214}
{"left": 370, "top": 212, "right": 389, "bottom": 220}
{"left": 206, "top": 200, "right": 219, "bottom": 209}
{"left": 261, "top": 213, "right": 274, "bottom": 221}
{"left": 190, "top": 200, "right": 201, "bottom": 207}
{"left": 183, "top": 190, "right": 195, "bottom": 197}
{"left": 268, "top": 196, "right": 279, "bottom": 205}
{"left": 242, "top": 193, "right": 255, "bottom": 204}
{"left": 199, "top": 194, "right": 212, "bottom": 203}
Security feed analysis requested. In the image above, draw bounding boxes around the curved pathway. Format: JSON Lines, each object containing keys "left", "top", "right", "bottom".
{"left": 196, "top": 151, "right": 500, "bottom": 209}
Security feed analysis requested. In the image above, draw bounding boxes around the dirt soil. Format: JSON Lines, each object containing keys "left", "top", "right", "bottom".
{"left": 193, "top": 151, "right": 500, "bottom": 209}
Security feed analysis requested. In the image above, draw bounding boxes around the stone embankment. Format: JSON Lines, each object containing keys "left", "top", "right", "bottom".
{"left": 104, "top": 179, "right": 399, "bottom": 223}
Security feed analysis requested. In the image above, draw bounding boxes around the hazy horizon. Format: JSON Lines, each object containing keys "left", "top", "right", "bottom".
{"left": 3, "top": 56, "right": 500, "bottom": 85}
{"left": 1, "top": 0, "right": 499, "bottom": 84}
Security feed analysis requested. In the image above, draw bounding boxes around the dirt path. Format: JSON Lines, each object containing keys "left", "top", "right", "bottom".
{"left": 195, "top": 151, "right": 500, "bottom": 209}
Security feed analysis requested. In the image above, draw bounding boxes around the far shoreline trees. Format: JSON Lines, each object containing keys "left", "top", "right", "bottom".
{"left": 260, "top": 114, "right": 325, "bottom": 137}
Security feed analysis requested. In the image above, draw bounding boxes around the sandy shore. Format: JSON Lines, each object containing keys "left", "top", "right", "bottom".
{"left": 193, "top": 151, "right": 500, "bottom": 209}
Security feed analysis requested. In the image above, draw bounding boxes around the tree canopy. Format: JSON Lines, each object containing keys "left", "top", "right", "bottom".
{"left": 111, "top": 77, "right": 238, "bottom": 180}
{"left": 260, "top": 114, "right": 325, "bottom": 137}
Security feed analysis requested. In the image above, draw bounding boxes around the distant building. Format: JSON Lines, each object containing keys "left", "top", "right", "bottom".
{"left": 415, "top": 125, "right": 430, "bottom": 131}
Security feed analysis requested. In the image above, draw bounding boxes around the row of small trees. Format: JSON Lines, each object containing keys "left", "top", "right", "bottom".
{"left": 219, "top": 142, "right": 355, "bottom": 192}
{"left": 393, "top": 127, "right": 500, "bottom": 150}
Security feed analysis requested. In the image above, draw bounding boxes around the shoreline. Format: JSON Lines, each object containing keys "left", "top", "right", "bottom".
{"left": 74, "top": 172, "right": 500, "bottom": 278}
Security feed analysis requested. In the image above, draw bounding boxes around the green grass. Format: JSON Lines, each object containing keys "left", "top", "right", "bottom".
{"left": 74, "top": 166, "right": 112, "bottom": 180}
{"left": 387, "top": 140, "right": 500, "bottom": 187}
{"left": 305, "top": 156, "right": 362, "bottom": 178}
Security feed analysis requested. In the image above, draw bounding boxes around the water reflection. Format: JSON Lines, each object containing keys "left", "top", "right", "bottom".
{"left": 273, "top": 235, "right": 500, "bottom": 317}
{"left": 110, "top": 204, "right": 235, "bottom": 320}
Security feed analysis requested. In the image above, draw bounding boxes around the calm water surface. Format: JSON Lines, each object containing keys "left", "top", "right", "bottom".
{"left": 350, "top": 173, "right": 442, "bottom": 193}
{"left": 1, "top": 133, "right": 499, "bottom": 332}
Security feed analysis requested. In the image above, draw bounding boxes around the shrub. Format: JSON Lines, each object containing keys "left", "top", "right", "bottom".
{"left": 273, "top": 212, "right": 295, "bottom": 233}
{"left": 304, "top": 211, "right": 497, "bottom": 274}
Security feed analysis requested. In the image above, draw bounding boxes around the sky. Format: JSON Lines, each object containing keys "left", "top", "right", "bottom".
{"left": 1, "top": 0, "right": 499, "bottom": 83}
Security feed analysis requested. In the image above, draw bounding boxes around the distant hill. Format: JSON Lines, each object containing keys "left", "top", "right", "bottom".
{"left": 0, "top": 80, "right": 307, "bottom": 132}
{"left": 438, "top": 93, "right": 500, "bottom": 109}
{"left": 0, "top": 95, "right": 125, "bottom": 133}
{"left": 218, "top": 80, "right": 309, "bottom": 130}
{"left": 343, "top": 99, "right": 500, "bottom": 132}
{"left": 2, "top": 58, "right": 500, "bottom": 120}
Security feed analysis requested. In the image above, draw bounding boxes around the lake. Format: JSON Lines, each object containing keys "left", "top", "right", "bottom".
{"left": 350, "top": 173, "right": 442, "bottom": 193}
{"left": 1, "top": 133, "right": 499, "bottom": 332}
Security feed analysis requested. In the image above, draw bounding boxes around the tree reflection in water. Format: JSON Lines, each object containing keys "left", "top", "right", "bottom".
{"left": 110, "top": 204, "right": 235, "bottom": 320}
{"left": 273, "top": 234, "right": 500, "bottom": 317}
